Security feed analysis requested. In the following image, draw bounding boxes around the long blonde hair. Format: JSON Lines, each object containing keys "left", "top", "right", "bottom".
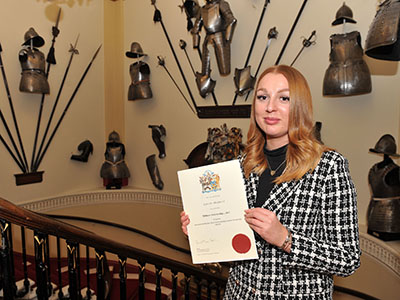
{"left": 243, "top": 65, "right": 330, "bottom": 183}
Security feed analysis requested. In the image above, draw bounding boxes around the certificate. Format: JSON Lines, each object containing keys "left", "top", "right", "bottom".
{"left": 177, "top": 159, "right": 258, "bottom": 264}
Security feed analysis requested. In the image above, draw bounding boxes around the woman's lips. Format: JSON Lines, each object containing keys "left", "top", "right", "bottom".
{"left": 265, "top": 117, "right": 279, "bottom": 125}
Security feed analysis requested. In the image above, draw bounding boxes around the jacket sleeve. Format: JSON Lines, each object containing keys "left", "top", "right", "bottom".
{"left": 283, "top": 154, "right": 361, "bottom": 277}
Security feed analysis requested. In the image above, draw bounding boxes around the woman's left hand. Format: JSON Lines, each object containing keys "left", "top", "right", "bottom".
{"left": 245, "top": 208, "right": 288, "bottom": 247}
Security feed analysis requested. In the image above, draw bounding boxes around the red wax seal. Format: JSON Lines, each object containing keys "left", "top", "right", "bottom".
{"left": 232, "top": 233, "right": 251, "bottom": 254}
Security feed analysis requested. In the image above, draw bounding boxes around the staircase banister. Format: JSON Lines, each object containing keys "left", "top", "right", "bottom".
{"left": 0, "top": 197, "right": 227, "bottom": 285}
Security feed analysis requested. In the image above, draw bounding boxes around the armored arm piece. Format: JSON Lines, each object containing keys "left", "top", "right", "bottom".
{"left": 148, "top": 125, "right": 166, "bottom": 158}
{"left": 220, "top": 0, "right": 237, "bottom": 43}
{"left": 18, "top": 48, "right": 29, "bottom": 63}
{"left": 191, "top": 13, "right": 203, "bottom": 49}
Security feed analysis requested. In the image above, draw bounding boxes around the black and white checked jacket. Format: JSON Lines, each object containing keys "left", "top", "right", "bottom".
{"left": 224, "top": 150, "right": 361, "bottom": 299}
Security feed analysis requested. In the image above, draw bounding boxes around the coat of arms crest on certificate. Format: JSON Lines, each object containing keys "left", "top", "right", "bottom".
{"left": 199, "top": 170, "right": 221, "bottom": 193}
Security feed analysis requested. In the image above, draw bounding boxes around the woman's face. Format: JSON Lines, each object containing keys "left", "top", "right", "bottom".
{"left": 254, "top": 72, "right": 290, "bottom": 150}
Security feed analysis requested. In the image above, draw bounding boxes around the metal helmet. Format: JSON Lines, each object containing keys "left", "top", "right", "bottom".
{"left": 126, "top": 42, "right": 147, "bottom": 58}
{"left": 332, "top": 2, "right": 357, "bottom": 26}
{"left": 183, "top": 0, "right": 200, "bottom": 18}
{"left": 108, "top": 131, "right": 121, "bottom": 143}
{"left": 369, "top": 134, "right": 400, "bottom": 157}
{"left": 22, "top": 27, "right": 45, "bottom": 47}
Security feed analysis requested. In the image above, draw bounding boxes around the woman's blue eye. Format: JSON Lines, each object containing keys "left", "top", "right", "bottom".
{"left": 281, "top": 96, "right": 290, "bottom": 101}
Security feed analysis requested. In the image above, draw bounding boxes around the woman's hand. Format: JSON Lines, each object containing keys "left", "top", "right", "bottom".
{"left": 245, "top": 208, "right": 288, "bottom": 248}
{"left": 180, "top": 211, "right": 190, "bottom": 236}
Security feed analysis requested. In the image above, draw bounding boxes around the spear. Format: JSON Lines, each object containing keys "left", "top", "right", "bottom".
{"left": 33, "top": 35, "right": 80, "bottom": 171}
{"left": 157, "top": 55, "right": 196, "bottom": 115}
{"left": 179, "top": 39, "right": 219, "bottom": 106}
{"left": 244, "top": 26, "right": 278, "bottom": 101}
{"left": 0, "top": 131, "right": 25, "bottom": 172}
{"left": 0, "top": 42, "right": 29, "bottom": 172}
{"left": 152, "top": 1, "right": 198, "bottom": 112}
{"left": 31, "top": 7, "right": 62, "bottom": 171}
{"left": 275, "top": 0, "right": 308, "bottom": 65}
{"left": 34, "top": 45, "right": 102, "bottom": 171}
{"left": 232, "top": 0, "right": 270, "bottom": 105}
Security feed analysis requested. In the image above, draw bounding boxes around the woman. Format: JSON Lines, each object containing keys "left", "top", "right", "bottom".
{"left": 180, "top": 65, "right": 360, "bottom": 299}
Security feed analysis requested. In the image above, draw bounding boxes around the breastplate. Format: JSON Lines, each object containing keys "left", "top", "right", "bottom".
{"left": 329, "top": 31, "right": 364, "bottom": 63}
{"left": 365, "top": 0, "right": 400, "bottom": 60}
{"left": 202, "top": 3, "right": 224, "bottom": 34}
{"left": 129, "top": 62, "right": 150, "bottom": 83}
{"left": 323, "top": 31, "right": 371, "bottom": 96}
{"left": 105, "top": 146, "right": 124, "bottom": 164}
{"left": 19, "top": 48, "right": 49, "bottom": 94}
{"left": 368, "top": 160, "right": 400, "bottom": 198}
{"left": 19, "top": 48, "right": 46, "bottom": 73}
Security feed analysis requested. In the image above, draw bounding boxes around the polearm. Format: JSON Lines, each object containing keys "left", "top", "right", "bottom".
{"left": 244, "top": 0, "right": 270, "bottom": 68}
{"left": 0, "top": 133, "right": 25, "bottom": 171}
{"left": 31, "top": 7, "right": 62, "bottom": 171}
{"left": 34, "top": 44, "right": 101, "bottom": 171}
{"left": 232, "top": 0, "right": 270, "bottom": 105}
{"left": 157, "top": 55, "right": 196, "bottom": 115}
{"left": 33, "top": 35, "right": 80, "bottom": 171}
{"left": 152, "top": 1, "right": 198, "bottom": 112}
{"left": 0, "top": 43, "right": 29, "bottom": 172}
{"left": 290, "top": 30, "right": 316, "bottom": 66}
{"left": 0, "top": 111, "right": 25, "bottom": 172}
{"left": 275, "top": 0, "right": 308, "bottom": 65}
{"left": 244, "top": 26, "right": 278, "bottom": 101}
{"left": 180, "top": 39, "right": 219, "bottom": 106}
{"left": 179, "top": 40, "right": 195, "bottom": 75}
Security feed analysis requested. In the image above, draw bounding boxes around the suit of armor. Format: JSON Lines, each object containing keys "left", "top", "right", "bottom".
{"left": 368, "top": 157, "right": 400, "bottom": 198}
{"left": 19, "top": 47, "right": 50, "bottom": 94}
{"left": 100, "top": 132, "right": 130, "bottom": 189}
{"left": 323, "top": 31, "right": 371, "bottom": 96}
{"left": 367, "top": 156, "right": 400, "bottom": 239}
{"left": 192, "top": 0, "right": 237, "bottom": 97}
{"left": 128, "top": 61, "right": 152, "bottom": 100}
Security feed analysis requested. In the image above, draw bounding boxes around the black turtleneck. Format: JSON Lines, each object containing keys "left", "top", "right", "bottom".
{"left": 255, "top": 144, "right": 288, "bottom": 207}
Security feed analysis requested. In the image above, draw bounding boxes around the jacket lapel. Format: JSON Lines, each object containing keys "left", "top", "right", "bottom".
{"left": 262, "top": 179, "right": 302, "bottom": 213}
{"left": 246, "top": 171, "right": 304, "bottom": 212}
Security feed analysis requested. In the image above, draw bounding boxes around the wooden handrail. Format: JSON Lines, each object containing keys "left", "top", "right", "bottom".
{"left": 0, "top": 197, "right": 227, "bottom": 285}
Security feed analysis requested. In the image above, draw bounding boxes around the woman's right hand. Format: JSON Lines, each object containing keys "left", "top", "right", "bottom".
{"left": 180, "top": 211, "right": 190, "bottom": 235}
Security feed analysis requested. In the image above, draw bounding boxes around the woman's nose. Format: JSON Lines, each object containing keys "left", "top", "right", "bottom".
{"left": 266, "top": 97, "right": 276, "bottom": 112}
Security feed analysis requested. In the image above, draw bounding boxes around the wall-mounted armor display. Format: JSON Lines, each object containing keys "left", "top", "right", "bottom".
{"left": 100, "top": 131, "right": 130, "bottom": 189}
{"left": 323, "top": 3, "right": 371, "bottom": 97}
{"left": 70, "top": 140, "right": 93, "bottom": 162}
{"left": 234, "top": 65, "right": 256, "bottom": 97}
{"left": 19, "top": 27, "right": 50, "bottom": 94}
{"left": 313, "top": 121, "right": 323, "bottom": 144}
{"left": 191, "top": 0, "right": 237, "bottom": 98}
{"left": 184, "top": 142, "right": 212, "bottom": 168}
{"left": 331, "top": 2, "right": 357, "bottom": 26}
{"left": 179, "top": 0, "right": 201, "bottom": 31}
{"left": 146, "top": 154, "right": 164, "bottom": 190}
{"left": 365, "top": 0, "right": 400, "bottom": 61}
{"left": 367, "top": 134, "right": 400, "bottom": 241}
{"left": 184, "top": 124, "right": 244, "bottom": 168}
{"left": 148, "top": 125, "right": 166, "bottom": 158}
{"left": 233, "top": 0, "right": 271, "bottom": 100}
{"left": 126, "top": 42, "right": 152, "bottom": 100}
{"left": 205, "top": 123, "right": 244, "bottom": 163}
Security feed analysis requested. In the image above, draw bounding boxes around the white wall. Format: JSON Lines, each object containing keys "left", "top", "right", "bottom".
{"left": 0, "top": 0, "right": 104, "bottom": 202}
{"left": 0, "top": 0, "right": 398, "bottom": 229}
{"left": 123, "top": 0, "right": 399, "bottom": 226}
